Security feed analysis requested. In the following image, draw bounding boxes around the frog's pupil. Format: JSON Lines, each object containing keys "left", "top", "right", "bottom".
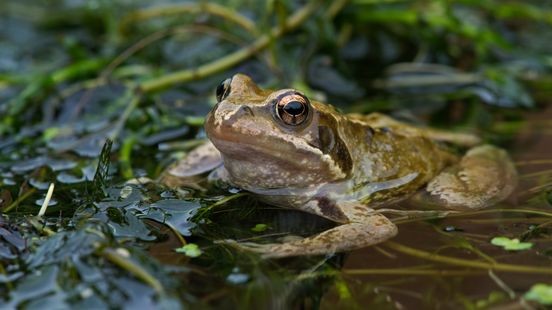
{"left": 284, "top": 101, "right": 304, "bottom": 116}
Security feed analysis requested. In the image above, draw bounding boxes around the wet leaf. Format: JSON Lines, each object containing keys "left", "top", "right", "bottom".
{"left": 490, "top": 237, "right": 533, "bottom": 251}
{"left": 142, "top": 199, "right": 202, "bottom": 237}
{"left": 5, "top": 265, "right": 61, "bottom": 308}
{"left": 524, "top": 283, "right": 552, "bottom": 305}
{"left": 26, "top": 230, "right": 103, "bottom": 268}
{"left": 251, "top": 223, "right": 268, "bottom": 232}
{"left": 175, "top": 244, "right": 202, "bottom": 258}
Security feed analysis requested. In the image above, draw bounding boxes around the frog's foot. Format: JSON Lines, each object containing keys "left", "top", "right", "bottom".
{"left": 218, "top": 203, "right": 397, "bottom": 258}
{"left": 216, "top": 239, "right": 284, "bottom": 257}
{"left": 418, "top": 144, "right": 517, "bottom": 210}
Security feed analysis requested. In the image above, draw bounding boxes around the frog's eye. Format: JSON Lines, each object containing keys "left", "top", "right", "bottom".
{"left": 275, "top": 92, "right": 310, "bottom": 126}
{"left": 216, "top": 78, "right": 232, "bottom": 102}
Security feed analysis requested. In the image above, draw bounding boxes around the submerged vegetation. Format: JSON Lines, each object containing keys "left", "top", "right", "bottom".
{"left": 1, "top": 0, "right": 552, "bottom": 308}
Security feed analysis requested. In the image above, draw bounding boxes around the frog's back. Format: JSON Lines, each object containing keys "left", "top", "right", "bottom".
{"left": 337, "top": 112, "right": 456, "bottom": 204}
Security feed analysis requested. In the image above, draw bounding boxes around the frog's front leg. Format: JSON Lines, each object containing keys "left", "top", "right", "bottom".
{"left": 419, "top": 144, "right": 517, "bottom": 210}
{"left": 223, "top": 201, "right": 397, "bottom": 258}
{"left": 159, "top": 141, "right": 224, "bottom": 188}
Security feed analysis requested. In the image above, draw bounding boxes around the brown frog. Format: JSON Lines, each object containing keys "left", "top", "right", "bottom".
{"left": 162, "top": 74, "right": 517, "bottom": 258}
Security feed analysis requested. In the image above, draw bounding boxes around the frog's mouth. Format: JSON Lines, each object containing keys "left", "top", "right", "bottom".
{"left": 208, "top": 130, "right": 320, "bottom": 161}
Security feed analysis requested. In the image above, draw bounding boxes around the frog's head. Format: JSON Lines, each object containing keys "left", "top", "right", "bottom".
{"left": 205, "top": 74, "right": 352, "bottom": 189}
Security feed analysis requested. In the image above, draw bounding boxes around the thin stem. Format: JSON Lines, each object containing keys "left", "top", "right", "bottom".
{"left": 119, "top": 136, "right": 136, "bottom": 179}
{"left": 138, "top": 0, "right": 321, "bottom": 93}
{"left": 109, "top": 94, "right": 140, "bottom": 142}
{"left": 394, "top": 208, "right": 552, "bottom": 225}
{"left": 104, "top": 25, "right": 245, "bottom": 80}
{"left": 431, "top": 226, "right": 497, "bottom": 264}
{"left": 197, "top": 193, "right": 248, "bottom": 218}
{"left": 27, "top": 217, "right": 55, "bottom": 236}
{"left": 164, "top": 222, "right": 187, "bottom": 247}
{"left": 515, "top": 159, "right": 552, "bottom": 166}
{"left": 3, "top": 188, "right": 37, "bottom": 213}
{"left": 385, "top": 241, "right": 552, "bottom": 275}
{"left": 76, "top": 25, "right": 245, "bottom": 127}
{"left": 521, "top": 169, "right": 552, "bottom": 179}
{"left": 37, "top": 183, "right": 55, "bottom": 216}
{"left": 102, "top": 248, "right": 165, "bottom": 294}
{"left": 466, "top": 217, "right": 551, "bottom": 224}
{"left": 459, "top": 208, "right": 552, "bottom": 218}
{"left": 488, "top": 270, "right": 516, "bottom": 299}
{"left": 325, "top": 0, "right": 349, "bottom": 19}
{"left": 119, "top": 3, "right": 257, "bottom": 35}
{"left": 343, "top": 268, "right": 485, "bottom": 276}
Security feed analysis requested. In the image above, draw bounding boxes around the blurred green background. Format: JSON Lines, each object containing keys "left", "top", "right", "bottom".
{"left": 1, "top": 0, "right": 552, "bottom": 308}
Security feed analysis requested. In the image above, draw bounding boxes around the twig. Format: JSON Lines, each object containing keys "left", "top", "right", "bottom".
{"left": 102, "top": 248, "right": 165, "bottom": 294}
{"left": 164, "top": 222, "right": 187, "bottom": 247}
{"left": 3, "top": 188, "right": 37, "bottom": 213}
{"left": 109, "top": 94, "right": 140, "bottom": 141}
{"left": 196, "top": 192, "right": 248, "bottom": 218}
{"left": 119, "top": 3, "right": 257, "bottom": 35}
{"left": 488, "top": 270, "right": 516, "bottom": 299}
{"left": 38, "top": 183, "right": 55, "bottom": 216}
{"left": 325, "top": 0, "right": 349, "bottom": 19}
{"left": 385, "top": 241, "right": 552, "bottom": 275}
{"left": 515, "top": 159, "right": 552, "bottom": 166}
{"left": 394, "top": 208, "right": 552, "bottom": 225}
{"left": 27, "top": 217, "right": 55, "bottom": 236}
{"left": 138, "top": 0, "right": 322, "bottom": 93}
{"left": 343, "top": 268, "right": 485, "bottom": 276}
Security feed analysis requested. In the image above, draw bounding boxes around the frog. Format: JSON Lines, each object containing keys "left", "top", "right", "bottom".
{"left": 161, "top": 73, "right": 517, "bottom": 258}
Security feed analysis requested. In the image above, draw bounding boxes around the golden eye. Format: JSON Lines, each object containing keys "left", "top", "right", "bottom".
{"left": 216, "top": 78, "right": 232, "bottom": 102}
{"left": 275, "top": 92, "right": 309, "bottom": 126}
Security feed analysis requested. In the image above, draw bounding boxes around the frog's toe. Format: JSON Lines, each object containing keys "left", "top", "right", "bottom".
{"left": 215, "top": 239, "right": 280, "bottom": 255}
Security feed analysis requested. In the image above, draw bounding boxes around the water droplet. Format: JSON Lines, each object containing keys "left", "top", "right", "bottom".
{"left": 226, "top": 268, "right": 249, "bottom": 284}
{"left": 443, "top": 225, "right": 463, "bottom": 232}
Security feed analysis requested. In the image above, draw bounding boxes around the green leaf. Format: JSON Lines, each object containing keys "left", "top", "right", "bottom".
{"left": 175, "top": 244, "right": 202, "bottom": 258}
{"left": 490, "top": 237, "right": 533, "bottom": 251}
{"left": 251, "top": 224, "right": 268, "bottom": 233}
{"left": 524, "top": 283, "right": 552, "bottom": 305}
{"left": 42, "top": 127, "right": 61, "bottom": 141}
